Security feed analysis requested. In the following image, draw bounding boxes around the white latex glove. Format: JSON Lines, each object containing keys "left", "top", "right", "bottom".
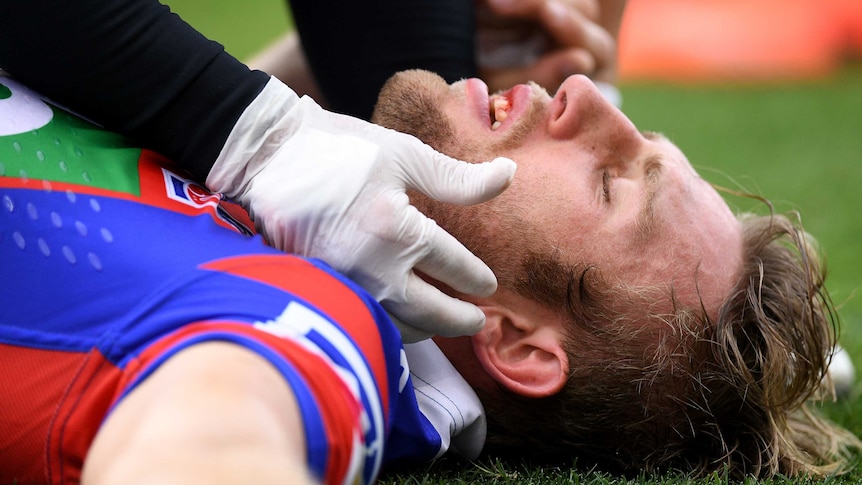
{"left": 207, "top": 77, "right": 517, "bottom": 343}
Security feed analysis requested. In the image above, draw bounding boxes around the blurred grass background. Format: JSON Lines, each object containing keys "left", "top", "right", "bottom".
{"left": 165, "top": 0, "right": 862, "bottom": 482}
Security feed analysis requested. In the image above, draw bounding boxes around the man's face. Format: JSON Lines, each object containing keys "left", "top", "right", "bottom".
{"left": 373, "top": 70, "right": 742, "bottom": 319}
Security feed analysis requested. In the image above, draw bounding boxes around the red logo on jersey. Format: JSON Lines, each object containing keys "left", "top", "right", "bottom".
{"left": 162, "top": 168, "right": 254, "bottom": 236}
{"left": 164, "top": 169, "right": 221, "bottom": 209}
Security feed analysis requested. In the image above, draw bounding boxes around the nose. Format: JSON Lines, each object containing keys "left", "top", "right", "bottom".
{"left": 547, "top": 75, "right": 642, "bottom": 150}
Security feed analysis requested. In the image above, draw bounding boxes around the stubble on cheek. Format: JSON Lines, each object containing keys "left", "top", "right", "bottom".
{"left": 371, "top": 71, "right": 461, "bottom": 154}
{"left": 372, "top": 71, "right": 549, "bottom": 164}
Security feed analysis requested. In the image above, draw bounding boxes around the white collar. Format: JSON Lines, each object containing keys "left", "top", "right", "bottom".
{"left": 403, "top": 339, "right": 487, "bottom": 459}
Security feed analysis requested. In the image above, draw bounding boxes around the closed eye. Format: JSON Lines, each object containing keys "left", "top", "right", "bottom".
{"left": 602, "top": 170, "right": 611, "bottom": 202}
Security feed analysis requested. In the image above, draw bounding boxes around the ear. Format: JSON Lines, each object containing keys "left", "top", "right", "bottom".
{"left": 471, "top": 304, "right": 569, "bottom": 398}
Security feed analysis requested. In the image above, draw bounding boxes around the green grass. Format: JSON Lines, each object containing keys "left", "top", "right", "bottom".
{"left": 165, "top": 2, "right": 862, "bottom": 482}
{"left": 165, "top": 0, "right": 291, "bottom": 60}
{"left": 379, "top": 456, "right": 862, "bottom": 484}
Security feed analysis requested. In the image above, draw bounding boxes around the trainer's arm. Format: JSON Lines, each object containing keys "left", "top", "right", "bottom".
{"left": 0, "top": 0, "right": 268, "bottom": 182}
{"left": 247, "top": 31, "right": 327, "bottom": 105}
{"left": 81, "top": 342, "right": 318, "bottom": 485}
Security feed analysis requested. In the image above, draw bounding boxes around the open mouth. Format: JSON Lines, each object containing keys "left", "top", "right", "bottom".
{"left": 489, "top": 94, "right": 511, "bottom": 130}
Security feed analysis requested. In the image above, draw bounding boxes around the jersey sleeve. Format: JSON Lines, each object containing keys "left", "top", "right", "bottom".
{"left": 104, "top": 255, "right": 424, "bottom": 485}
{"left": 290, "top": 0, "right": 477, "bottom": 120}
{"left": 114, "top": 322, "right": 367, "bottom": 483}
{"left": 0, "top": 0, "right": 268, "bottom": 181}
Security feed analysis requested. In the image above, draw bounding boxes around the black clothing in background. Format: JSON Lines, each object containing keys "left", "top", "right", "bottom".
{"left": 0, "top": 0, "right": 268, "bottom": 181}
{"left": 290, "top": 0, "right": 477, "bottom": 120}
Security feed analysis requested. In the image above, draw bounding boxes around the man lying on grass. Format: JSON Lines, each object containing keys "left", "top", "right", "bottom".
{"left": 371, "top": 69, "right": 860, "bottom": 477}
{"left": 0, "top": 70, "right": 857, "bottom": 485}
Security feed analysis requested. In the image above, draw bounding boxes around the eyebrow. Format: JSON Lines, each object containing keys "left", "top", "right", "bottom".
{"left": 633, "top": 154, "right": 664, "bottom": 244}
{"left": 631, "top": 130, "right": 670, "bottom": 244}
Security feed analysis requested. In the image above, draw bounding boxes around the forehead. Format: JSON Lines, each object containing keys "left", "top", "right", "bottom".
{"left": 615, "top": 137, "right": 743, "bottom": 316}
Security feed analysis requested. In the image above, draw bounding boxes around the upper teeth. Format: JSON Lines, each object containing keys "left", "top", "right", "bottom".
{"left": 490, "top": 96, "right": 510, "bottom": 130}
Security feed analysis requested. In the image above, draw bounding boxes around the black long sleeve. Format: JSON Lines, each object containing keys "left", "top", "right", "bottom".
{"left": 0, "top": 0, "right": 269, "bottom": 181}
{"left": 290, "top": 0, "right": 477, "bottom": 121}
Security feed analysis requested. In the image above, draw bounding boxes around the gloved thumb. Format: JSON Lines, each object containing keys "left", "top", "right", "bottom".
{"left": 401, "top": 151, "right": 517, "bottom": 206}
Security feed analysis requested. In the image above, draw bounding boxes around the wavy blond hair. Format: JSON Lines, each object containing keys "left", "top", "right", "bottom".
{"left": 478, "top": 211, "right": 860, "bottom": 478}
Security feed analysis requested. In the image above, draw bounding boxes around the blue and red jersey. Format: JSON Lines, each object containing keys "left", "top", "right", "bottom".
{"left": 0, "top": 76, "right": 445, "bottom": 484}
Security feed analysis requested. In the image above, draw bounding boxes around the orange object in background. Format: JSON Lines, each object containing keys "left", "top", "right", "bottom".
{"left": 845, "top": 0, "right": 862, "bottom": 55}
{"left": 617, "top": 0, "right": 862, "bottom": 82}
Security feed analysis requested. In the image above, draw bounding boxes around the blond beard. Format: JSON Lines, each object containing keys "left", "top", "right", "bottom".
{"left": 370, "top": 70, "right": 554, "bottom": 293}
{"left": 372, "top": 70, "right": 476, "bottom": 160}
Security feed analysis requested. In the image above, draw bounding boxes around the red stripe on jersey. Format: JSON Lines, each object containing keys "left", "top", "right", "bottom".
{"left": 199, "top": 255, "right": 392, "bottom": 414}
{"left": 120, "top": 322, "right": 365, "bottom": 484}
{"left": 0, "top": 149, "right": 249, "bottom": 234}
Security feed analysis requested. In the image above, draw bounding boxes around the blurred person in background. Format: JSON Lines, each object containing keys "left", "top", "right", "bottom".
{"left": 250, "top": 0, "right": 628, "bottom": 117}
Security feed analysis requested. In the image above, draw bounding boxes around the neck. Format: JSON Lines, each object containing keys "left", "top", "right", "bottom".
{"left": 433, "top": 335, "right": 499, "bottom": 394}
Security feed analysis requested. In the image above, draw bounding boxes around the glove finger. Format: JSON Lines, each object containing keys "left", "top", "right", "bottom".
{"left": 383, "top": 272, "right": 488, "bottom": 341}
{"left": 387, "top": 201, "right": 497, "bottom": 298}
{"left": 386, "top": 312, "right": 434, "bottom": 344}
{"left": 413, "top": 219, "right": 499, "bottom": 298}
{"left": 399, "top": 148, "right": 517, "bottom": 206}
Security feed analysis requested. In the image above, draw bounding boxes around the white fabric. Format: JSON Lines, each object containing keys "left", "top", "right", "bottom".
{"left": 829, "top": 344, "right": 855, "bottom": 397}
{"left": 0, "top": 75, "right": 54, "bottom": 137}
{"left": 404, "top": 339, "right": 487, "bottom": 459}
{"left": 207, "top": 76, "right": 517, "bottom": 343}
{"left": 594, "top": 81, "right": 623, "bottom": 108}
